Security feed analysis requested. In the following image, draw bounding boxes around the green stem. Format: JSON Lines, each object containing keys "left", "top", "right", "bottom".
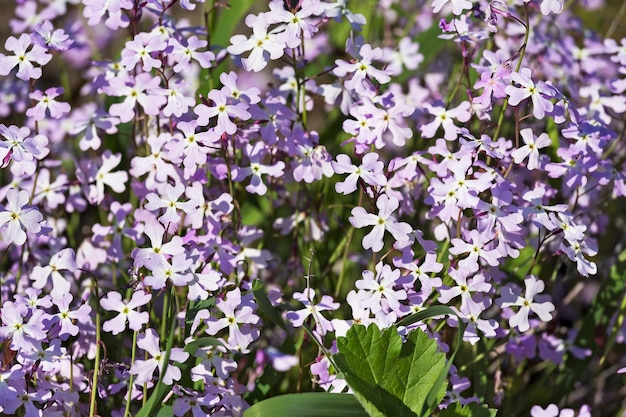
{"left": 124, "top": 329, "right": 139, "bottom": 417}
{"left": 493, "top": 4, "right": 530, "bottom": 141}
{"left": 89, "top": 308, "right": 101, "bottom": 417}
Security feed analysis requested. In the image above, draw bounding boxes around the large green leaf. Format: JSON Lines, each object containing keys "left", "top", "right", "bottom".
{"left": 334, "top": 325, "right": 447, "bottom": 417}
{"left": 244, "top": 393, "right": 368, "bottom": 417}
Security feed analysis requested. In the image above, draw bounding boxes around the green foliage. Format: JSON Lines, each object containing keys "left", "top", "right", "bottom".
{"left": 244, "top": 393, "right": 369, "bottom": 417}
{"left": 334, "top": 324, "right": 447, "bottom": 417}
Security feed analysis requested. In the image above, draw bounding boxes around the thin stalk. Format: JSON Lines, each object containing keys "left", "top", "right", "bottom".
{"left": 124, "top": 329, "right": 139, "bottom": 417}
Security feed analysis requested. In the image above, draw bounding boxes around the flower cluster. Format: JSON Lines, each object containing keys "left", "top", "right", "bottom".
{"left": 0, "top": 0, "right": 625, "bottom": 416}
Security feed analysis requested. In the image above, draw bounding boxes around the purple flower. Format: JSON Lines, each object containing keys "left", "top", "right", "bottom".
{"left": 31, "top": 248, "right": 77, "bottom": 301}
{"left": 100, "top": 290, "right": 151, "bottom": 335}
{"left": 420, "top": 101, "right": 471, "bottom": 140}
{"left": 169, "top": 35, "right": 215, "bottom": 73}
{"left": 0, "top": 188, "right": 43, "bottom": 246}
{"left": 120, "top": 32, "right": 167, "bottom": 72}
{"left": 539, "top": 0, "right": 564, "bottom": 15}
{"left": 76, "top": 151, "right": 128, "bottom": 205}
{"left": 144, "top": 253, "right": 194, "bottom": 289}
{"left": 449, "top": 229, "right": 502, "bottom": 273}
{"left": 355, "top": 262, "right": 407, "bottom": 315}
{"left": 130, "top": 328, "right": 189, "bottom": 385}
{"left": 498, "top": 276, "right": 555, "bottom": 332}
{"left": 0, "top": 124, "right": 49, "bottom": 168}
{"left": 26, "top": 87, "right": 71, "bottom": 121}
{"left": 505, "top": 68, "right": 556, "bottom": 119}
{"left": 267, "top": 0, "right": 320, "bottom": 49}
{"left": 51, "top": 293, "right": 92, "bottom": 340}
{"left": 431, "top": 0, "right": 473, "bottom": 15}
{"left": 0, "top": 33, "right": 52, "bottom": 80}
{"left": 332, "top": 153, "right": 387, "bottom": 195}
{"left": 227, "top": 13, "right": 285, "bottom": 72}
{"left": 194, "top": 89, "right": 251, "bottom": 136}
{"left": 144, "top": 182, "right": 198, "bottom": 225}
{"left": 349, "top": 194, "right": 413, "bottom": 253}
{"left": 334, "top": 42, "right": 391, "bottom": 93}
{"left": 0, "top": 301, "right": 47, "bottom": 353}
{"left": 203, "top": 288, "right": 260, "bottom": 350}
{"left": 233, "top": 142, "right": 285, "bottom": 195}
{"left": 32, "top": 20, "right": 74, "bottom": 51}
{"left": 511, "top": 128, "right": 552, "bottom": 170}
{"left": 286, "top": 288, "right": 339, "bottom": 336}
{"left": 106, "top": 74, "right": 166, "bottom": 123}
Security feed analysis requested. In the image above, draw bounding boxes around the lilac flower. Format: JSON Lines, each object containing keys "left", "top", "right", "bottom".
{"left": 92, "top": 201, "right": 142, "bottom": 262}
{"left": 172, "top": 388, "right": 219, "bottom": 417}
{"left": 286, "top": 288, "right": 339, "bottom": 336}
{"left": 267, "top": 0, "right": 320, "bottom": 49}
{"left": 0, "top": 124, "right": 49, "bottom": 168}
{"left": 227, "top": 13, "right": 285, "bottom": 72}
{"left": 106, "top": 74, "right": 166, "bottom": 123}
{"left": 194, "top": 89, "right": 251, "bottom": 136}
{"left": 449, "top": 229, "right": 502, "bottom": 273}
{"left": 505, "top": 68, "right": 555, "bottom": 119}
{"left": 355, "top": 262, "right": 407, "bottom": 315}
{"left": 560, "top": 238, "right": 598, "bottom": 277}
{"left": 0, "top": 188, "right": 43, "bottom": 246}
{"left": 120, "top": 32, "right": 167, "bottom": 72}
{"left": 449, "top": 297, "right": 499, "bottom": 345}
{"left": 130, "top": 133, "right": 181, "bottom": 189}
{"left": 26, "top": 87, "right": 71, "bottom": 121}
{"left": 381, "top": 37, "right": 424, "bottom": 76}
{"left": 145, "top": 182, "right": 198, "bottom": 225}
{"left": 144, "top": 253, "right": 194, "bottom": 289}
{"left": 130, "top": 328, "right": 189, "bottom": 385}
{"left": 70, "top": 104, "right": 119, "bottom": 151}
{"left": 52, "top": 294, "right": 92, "bottom": 341}
{"left": 76, "top": 151, "right": 128, "bottom": 205}
{"left": 511, "top": 128, "right": 552, "bottom": 170}
{"left": 334, "top": 42, "right": 391, "bottom": 93}
{"left": 219, "top": 71, "right": 261, "bottom": 104}
{"left": 431, "top": 0, "right": 473, "bottom": 15}
{"left": 0, "top": 301, "right": 47, "bottom": 353}
{"left": 32, "top": 20, "right": 73, "bottom": 51}
{"left": 233, "top": 142, "right": 285, "bottom": 195}
{"left": 203, "top": 288, "right": 260, "bottom": 350}
{"left": 31, "top": 248, "right": 77, "bottom": 301}
{"left": 394, "top": 252, "right": 443, "bottom": 296}
{"left": 438, "top": 267, "right": 491, "bottom": 310}
{"left": 539, "top": 0, "right": 564, "bottom": 15}
{"left": 170, "top": 35, "right": 214, "bottom": 73}
{"left": 162, "top": 79, "right": 196, "bottom": 118}
{"left": 498, "top": 276, "right": 555, "bottom": 332}
{"left": 531, "top": 404, "right": 585, "bottom": 417}
{"left": 0, "top": 33, "right": 52, "bottom": 80}
{"left": 349, "top": 194, "right": 412, "bottom": 252}
{"left": 332, "top": 153, "right": 387, "bottom": 195}
{"left": 82, "top": 0, "right": 132, "bottom": 29}
{"left": 604, "top": 38, "right": 626, "bottom": 66}
{"left": 100, "top": 290, "right": 151, "bottom": 335}
{"left": 420, "top": 101, "right": 471, "bottom": 140}
{"left": 320, "top": 0, "right": 366, "bottom": 31}
{"left": 132, "top": 220, "right": 185, "bottom": 268}
{"left": 190, "top": 344, "right": 237, "bottom": 381}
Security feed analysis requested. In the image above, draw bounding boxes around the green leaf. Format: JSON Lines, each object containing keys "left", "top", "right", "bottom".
{"left": 244, "top": 393, "right": 369, "bottom": 417}
{"left": 155, "top": 405, "right": 173, "bottom": 417}
{"left": 334, "top": 325, "right": 447, "bottom": 417}
{"left": 438, "top": 402, "right": 497, "bottom": 417}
